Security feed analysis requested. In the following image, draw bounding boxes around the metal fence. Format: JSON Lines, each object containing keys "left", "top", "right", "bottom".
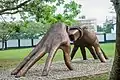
{"left": 0, "top": 33, "right": 116, "bottom": 50}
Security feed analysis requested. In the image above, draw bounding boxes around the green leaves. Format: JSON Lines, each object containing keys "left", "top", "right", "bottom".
{"left": 10, "top": 21, "right": 51, "bottom": 39}
{"left": 0, "top": 0, "right": 82, "bottom": 39}
{"left": 24, "top": 0, "right": 57, "bottom": 22}
{"left": 56, "top": 0, "right": 64, "bottom": 6}
{"left": 0, "top": 22, "right": 17, "bottom": 40}
{"left": 103, "top": 19, "right": 115, "bottom": 33}
{"left": 64, "top": 1, "right": 81, "bottom": 19}
{"left": 22, "top": 0, "right": 81, "bottom": 26}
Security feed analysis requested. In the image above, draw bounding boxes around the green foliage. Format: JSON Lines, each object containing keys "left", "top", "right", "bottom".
{"left": 64, "top": 1, "right": 81, "bottom": 19}
{"left": 0, "top": 0, "right": 81, "bottom": 39}
{"left": 20, "top": 21, "right": 50, "bottom": 39}
{"left": 0, "top": 0, "right": 81, "bottom": 26}
{"left": 103, "top": 19, "right": 115, "bottom": 33}
{"left": 22, "top": 0, "right": 81, "bottom": 26}
{"left": 10, "top": 21, "right": 51, "bottom": 39}
{"left": 97, "top": 25, "right": 104, "bottom": 32}
{"left": 56, "top": 0, "right": 64, "bottom": 6}
{"left": 0, "top": 21, "right": 22, "bottom": 50}
{"left": 24, "top": 0, "right": 56, "bottom": 22}
{"left": 0, "top": 22, "right": 18, "bottom": 40}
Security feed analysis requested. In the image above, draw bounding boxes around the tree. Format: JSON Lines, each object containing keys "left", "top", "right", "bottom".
{"left": 9, "top": 21, "right": 51, "bottom": 39}
{"left": 97, "top": 25, "right": 104, "bottom": 32}
{"left": 23, "top": 0, "right": 81, "bottom": 25}
{"left": 0, "top": 21, "right": 19, "bottom": 50}
{"left": 0, "top": 0, "right": 55, "bottom": 15}
{"left": 0, "top": 0, "right": 81, "bottom": 40}
{"left": 103, "top": 19, "right": 115, "bottom": 33}
{"left": 0, "top": 0, "right": 81, "bottom": 24}
{"left": 0, "top": 0, "right": 31, "bottom": 15}
{"left": 0, "top": 0, "right": 81, "bottom": 48}
{"left": 20, "top": 21, "right": 50, "bottom": 39}
{"left": 109, "top": 0, "right": 120, "bottom": 79}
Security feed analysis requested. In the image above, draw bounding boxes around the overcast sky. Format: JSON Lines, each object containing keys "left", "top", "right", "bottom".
{"left": 74, "top": 0, "right": 115, "bottom": 25}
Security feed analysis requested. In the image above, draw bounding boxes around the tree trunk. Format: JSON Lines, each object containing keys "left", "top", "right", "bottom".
{"left": 109, "top": 0, "right": 120, "bottom": 79}
{"left": 1, "top": 39, "right": 5, "bottom": 50}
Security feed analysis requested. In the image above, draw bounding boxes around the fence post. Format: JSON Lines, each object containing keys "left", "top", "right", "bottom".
{"left": 104, "top": 33, "right": 106, "bottom": 43}
{"left": 31, "top": 39, "right": 34, "bottom": 47}
{"left": 18, "top": 39, "right": 20, "bottom": 48}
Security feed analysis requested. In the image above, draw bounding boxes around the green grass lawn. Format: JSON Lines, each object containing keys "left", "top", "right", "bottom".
{"left": 0, "top": 43, "right": 115, "bottom": 59}
{"left": 0, "top": 43, "right": 115, "bottom": 69}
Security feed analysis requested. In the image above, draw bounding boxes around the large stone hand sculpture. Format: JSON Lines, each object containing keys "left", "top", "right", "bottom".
{"left": 68, "top": 26, "right": 108, "bottom": 62}
{"left": 11, "top": 22, "right": 73, "bottom": 77}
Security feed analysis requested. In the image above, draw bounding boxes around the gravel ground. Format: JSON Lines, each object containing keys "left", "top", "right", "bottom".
{"left": 0, "top": 59, "right": 113, "bottom": 80}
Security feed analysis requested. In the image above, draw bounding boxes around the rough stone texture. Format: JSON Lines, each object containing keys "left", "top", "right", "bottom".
{"left": 0, "top": 58, "right": 113, "bottom": 80}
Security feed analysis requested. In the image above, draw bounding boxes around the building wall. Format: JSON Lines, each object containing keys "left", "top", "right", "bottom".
{"left": 77, "top": 18, "right": 97, "bottom": 32}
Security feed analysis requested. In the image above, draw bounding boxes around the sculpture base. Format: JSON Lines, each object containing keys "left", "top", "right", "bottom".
{"left": 0, "top": 59, "right": 113, "bottom": 80}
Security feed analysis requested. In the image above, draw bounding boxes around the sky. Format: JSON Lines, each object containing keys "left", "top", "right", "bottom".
{"left": 74, "top": 0, "right": 115, "bottom": 25}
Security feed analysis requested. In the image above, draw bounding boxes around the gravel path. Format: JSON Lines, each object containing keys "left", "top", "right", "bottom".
{"left": 0, "top": 59, "right": 113, "bottom": 80}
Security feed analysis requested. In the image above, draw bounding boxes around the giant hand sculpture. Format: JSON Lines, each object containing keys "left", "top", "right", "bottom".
{"left": 11, "top": 22, "right": 73, "bottom": 77}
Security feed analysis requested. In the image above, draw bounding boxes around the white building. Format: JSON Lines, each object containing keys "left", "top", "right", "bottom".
{"left": 77, "top": 18, "right": 97, "bottom": 32}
